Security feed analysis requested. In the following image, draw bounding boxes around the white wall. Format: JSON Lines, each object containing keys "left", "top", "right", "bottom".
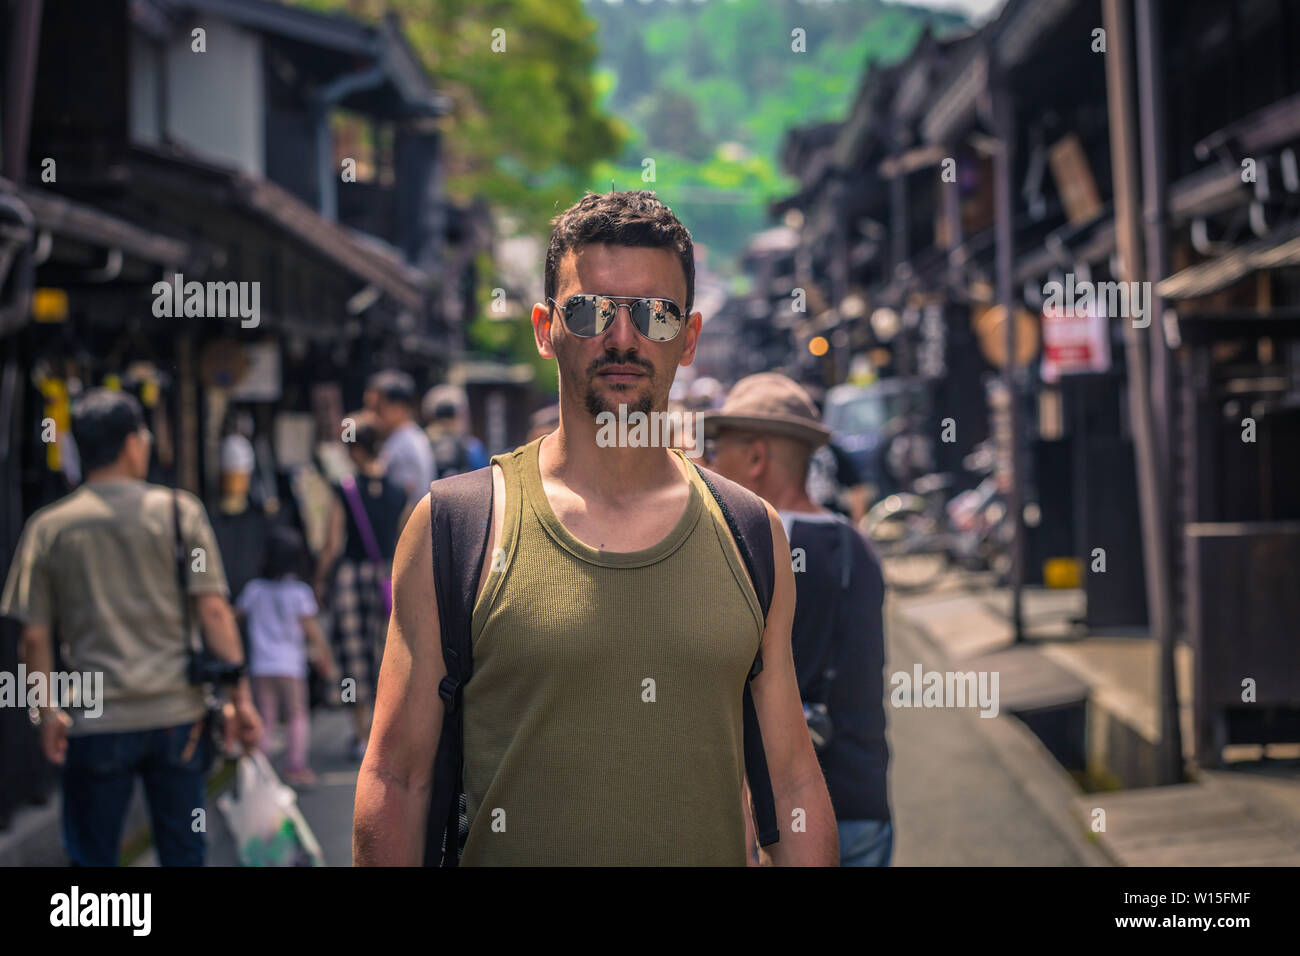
{"left": 128, "top": 33, "right": 162, "bottom": 146}
{"left": 162, "top": 16, "right": 264, "bottom": 176}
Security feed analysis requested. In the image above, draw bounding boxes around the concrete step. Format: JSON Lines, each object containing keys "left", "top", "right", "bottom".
{"left": 1073, "top": 776, "right": 1300, "bottom": 865}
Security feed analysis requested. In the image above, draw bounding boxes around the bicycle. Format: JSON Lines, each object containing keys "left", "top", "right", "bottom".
{"left": 861, "top": 441, "right": 1013, "bottom": 593}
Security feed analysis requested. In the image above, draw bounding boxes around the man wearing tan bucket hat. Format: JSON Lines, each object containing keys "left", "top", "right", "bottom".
{"left": 702, "top": 373, "right": 833, "bottom": 463}
{"left": 704, "top": 373, "right": 893, "bottom": 866}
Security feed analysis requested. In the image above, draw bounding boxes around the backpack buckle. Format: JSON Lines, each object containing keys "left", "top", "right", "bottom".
{"left": 438, "top": 675, "right": 460, "bottom": 710}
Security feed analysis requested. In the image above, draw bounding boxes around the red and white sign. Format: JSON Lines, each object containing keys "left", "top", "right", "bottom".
{"left": 1040, "top": 304, "right": 1110, "bottom": 382}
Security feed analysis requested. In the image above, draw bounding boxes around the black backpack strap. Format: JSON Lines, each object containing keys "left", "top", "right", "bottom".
{"left": 692, "top": 462, "right": 780, "bottom": 849}
{"left": 172, "top": 489, "right": 194, "bottom": 661}
{"left": 423, "top": 465, "right": 494, "bottom": 866}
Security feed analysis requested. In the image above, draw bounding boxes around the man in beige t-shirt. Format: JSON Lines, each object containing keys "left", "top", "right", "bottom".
{"left": 0, "top": 389, "right": 260, "bottom": 865}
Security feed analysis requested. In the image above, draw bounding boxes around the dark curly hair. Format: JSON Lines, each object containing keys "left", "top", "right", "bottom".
{"left": 544, "top": 190, "right": 695, "bottom": 318}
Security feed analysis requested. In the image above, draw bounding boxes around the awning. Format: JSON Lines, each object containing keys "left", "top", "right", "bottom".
{"left": 1, "top": 177, "right": 192, "bottom": 267}
{"left": 1194, "top": 90, "right": 1300, "bottom": 160}
{"left": 242, "top": 177, "right": 429, "bottom": 312}
{"left": 1158, "top": 218, "right": 1300, "bottom": 301}
{"left": 123, "top": 146, "right": 430, "bottom": 312}
{"left": 1014, "top": 167, "right": 1247, "bottom": 286}
{"left": 161, "top": 0, "right": 451, "bottom": 118}
{"left": 446, "top": 360, "right": 535, "bottom": 386}
{"left": 878, "top": 144, "right": 950, "bottom": 180}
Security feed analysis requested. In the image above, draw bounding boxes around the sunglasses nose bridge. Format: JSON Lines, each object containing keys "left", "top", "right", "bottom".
{"left": 600, "top": 299, "right": 640, "bottom": 340}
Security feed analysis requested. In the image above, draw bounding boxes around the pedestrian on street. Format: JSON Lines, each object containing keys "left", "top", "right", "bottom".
{"left": 211, "top": 431, "right": 270, "bottom": 660}
{"left": 365, "top": 370, "right": 436, "bottom": 521}
{"left": 0, "top": 388, "right": 261, "bottom": 866}
{"left": 704, "top": 373, "right": 893, "bottom": 866}
{"left": 524, "top": 403, "right": 559, "bottom": 444}
{"left": 806, "top": 439, "right": 870, "bottom": 528}
{"left": 314, "top": 411, "right": 405, "bottom": 762}
{"left": 236, "top": 526, "right": 335, "bottom": 788}
{"left": 355, "top": 190, "right": 837, "bottom": 866}
{"left": 422, "top": 384, "right": 489, "bottom": 477}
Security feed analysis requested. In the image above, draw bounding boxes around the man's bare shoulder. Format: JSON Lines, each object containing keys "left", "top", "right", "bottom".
{"left": 394, "top": 492, "right": 433, "bottom": 578}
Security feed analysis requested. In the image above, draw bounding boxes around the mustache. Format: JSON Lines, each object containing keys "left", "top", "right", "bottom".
{"left": 589, "top": 353, "right": 655, "bottom": 378}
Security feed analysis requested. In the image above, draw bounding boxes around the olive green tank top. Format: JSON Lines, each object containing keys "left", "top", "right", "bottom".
{"left": 460, "top": 436, "right": 765, "bottom": 866}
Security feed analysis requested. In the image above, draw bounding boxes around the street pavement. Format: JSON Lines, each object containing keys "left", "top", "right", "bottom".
{"left": 890, "top": 570, "right": 1300, "bottom": 865}
{"left": 885, "top": 593, "right": 1085, "bottom": 865}
{"left": 211, "top": 707, "right": 359, "bottom": 867}
{"left": 134, "top": 707, "right": 360, "bottom": 867}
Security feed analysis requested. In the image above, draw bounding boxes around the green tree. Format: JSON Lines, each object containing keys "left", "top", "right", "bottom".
{"left": 294, "top": 0, "right": 626, "bottom": 237}
{"left": 582, "top": 0, "right": 962, "bottom": 266}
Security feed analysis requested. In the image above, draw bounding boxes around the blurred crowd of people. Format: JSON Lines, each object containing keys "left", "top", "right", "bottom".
{"left": 1, "top": 355, "right": 890, "bottom": 866}
{"left": 218, "top": 370, "right": 495, "bottom": 782}
{"left": 0, "top": 368, "right": 497, "bottom": 863}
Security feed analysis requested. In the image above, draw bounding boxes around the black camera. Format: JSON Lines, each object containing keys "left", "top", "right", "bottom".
{"left": 803, "top": 702, "right": 833, "bottom": 753}
{"left": 187, "top": 650, "right": 246, "bottom": 687}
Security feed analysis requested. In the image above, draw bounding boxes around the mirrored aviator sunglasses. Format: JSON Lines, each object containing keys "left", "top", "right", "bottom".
{"left": 549, "top": 294, "right": 684, "bottom": 343}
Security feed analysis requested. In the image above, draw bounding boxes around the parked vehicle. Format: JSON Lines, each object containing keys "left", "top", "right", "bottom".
{"left": 862, "top": 440, "right": 1014, "bottom": 592}
{"left": 822, "top": 378, "right": 931, "bottom": 496}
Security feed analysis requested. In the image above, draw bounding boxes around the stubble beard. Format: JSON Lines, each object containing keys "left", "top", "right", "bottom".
{"left": 584, "top": 381, "right": 655, "bottom": 420}
{"left": 572, "top": 349, "right": 659, "bottom": 420}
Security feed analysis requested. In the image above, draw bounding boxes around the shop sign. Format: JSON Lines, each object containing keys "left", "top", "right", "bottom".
{"left": 1041, "top": 302, "right": 1110, "bottom": 381}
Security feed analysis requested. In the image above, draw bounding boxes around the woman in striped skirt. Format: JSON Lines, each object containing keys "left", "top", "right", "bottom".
{"left": 314, "top": 411, "right": 408, "bottom": 761}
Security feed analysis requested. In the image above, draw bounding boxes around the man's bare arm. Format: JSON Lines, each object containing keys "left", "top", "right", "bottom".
{"left": 196, "top": 593, "right": 254, "bottom": 710}
{"left": 301, "top": 616, "right": 336, "bottom": 680}
{"left": 314, "top": 497, "right": 346, "bottom": 599}
{"left": 19, "top": 622, "right": 73, "bottom": 764}
{"left": 18, "top": 621, "right": 54, "bottom": 691}
{"left": 354, "top": 493, "right": 445, "bottom": 866}
{"left": 195, "top": 593, "right": 245, "bottom": 664}
{"left": 749, "top": 503, "right": 839, "bottom": 866}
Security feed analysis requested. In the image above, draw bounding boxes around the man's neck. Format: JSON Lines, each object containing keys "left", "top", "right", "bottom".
{"left": 539, "top": 398, "right": 686, "bottom": 502}
{"left": 761, "top": 481, "right": 825, "bottom": 515}
{"left": 86, "top": 465, "right": 139, "bottom": 484}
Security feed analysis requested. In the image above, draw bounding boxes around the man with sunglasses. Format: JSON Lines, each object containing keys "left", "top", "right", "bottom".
{"left": 357, "top": 190, "right": 837, "bottom": 866}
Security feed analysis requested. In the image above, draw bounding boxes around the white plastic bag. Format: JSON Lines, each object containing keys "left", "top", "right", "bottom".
{"left": 216, "top": 751, "right": 326, "bottom": 866}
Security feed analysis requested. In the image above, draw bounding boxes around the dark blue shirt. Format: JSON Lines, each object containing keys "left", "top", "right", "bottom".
{"left": 781, "top": 511, "right": 890, "bottom": 823}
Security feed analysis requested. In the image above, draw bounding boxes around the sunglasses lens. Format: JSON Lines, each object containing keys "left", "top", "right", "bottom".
{"left": 562, "top": 296, "right": 604, "bottom": 336}
{"left": 632, "top": 299, "right": 682, "bottom": 342}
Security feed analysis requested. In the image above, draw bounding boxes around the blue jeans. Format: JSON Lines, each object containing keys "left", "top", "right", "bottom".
{"left": 61, "top": 719, "right": 213, "bottom": 866}
{"left": 838, "top": 819, "right": 893, "bottom": 866}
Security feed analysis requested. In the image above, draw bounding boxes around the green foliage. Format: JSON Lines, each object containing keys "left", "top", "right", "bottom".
{"left": 292, "top": 0, "right": 626, "bottom": 237}
{"left": 467, "top": 251, "right": 559, "bottom": 394}
{"left": 290, "top": 0, "right": 625, "bottom": 377}
{"left": 288, "top": 0, "right": 963, "bottom": 374}
{"left": 582, "top": 0, "right": 964, "bottom": 267}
